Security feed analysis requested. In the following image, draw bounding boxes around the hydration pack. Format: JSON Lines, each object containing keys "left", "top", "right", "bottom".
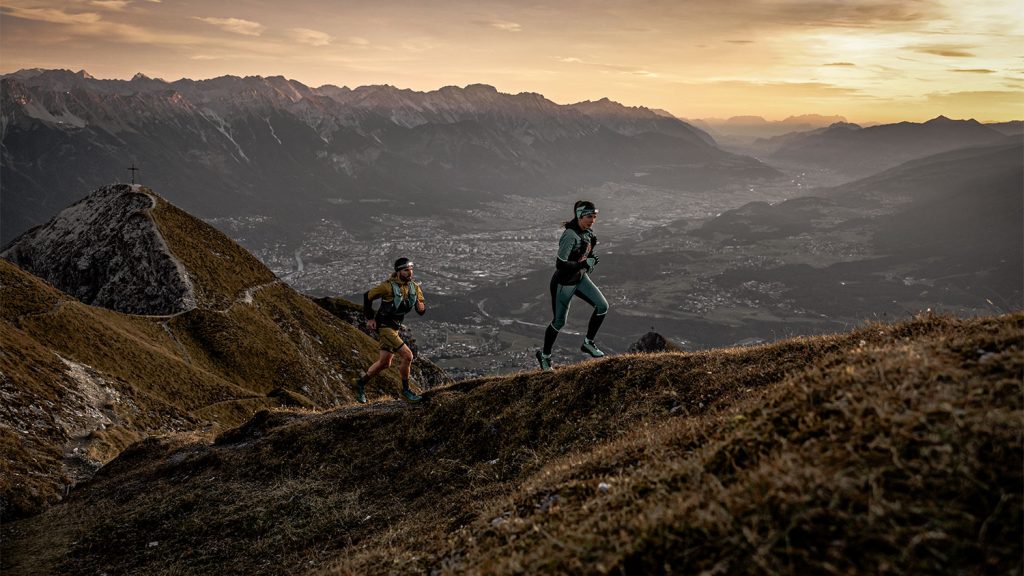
{"left": 382, "top": 280, "right": 418, "bottom": 316}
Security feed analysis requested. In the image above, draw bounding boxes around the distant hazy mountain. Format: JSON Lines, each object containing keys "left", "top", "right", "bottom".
{"left": 764, "top": 116, "right": 1012, "bottom": 178}
{"left": 686, "top": 114, "right": 849, "bottom": 147}
{"left": 0, "top": 69, "right": 775, "bottom": 245}
{"left": 694, "top": 141, "right": 1023, "bottom": 317}
{"left": 0, "top": 184, "right": 446, "bottom": 518}
{"left": 572, "top": 98, "right": 717, "bottom": 146}
{"left": 986, "top": 120, "right": 1023, "bottom": 137}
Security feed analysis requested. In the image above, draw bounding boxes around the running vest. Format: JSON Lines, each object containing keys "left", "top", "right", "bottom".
{"left": 380, "top": 281, "right": 418, "bottom": 316}
{"left": 554, "top": 227, "right": 595, "bottom": 285}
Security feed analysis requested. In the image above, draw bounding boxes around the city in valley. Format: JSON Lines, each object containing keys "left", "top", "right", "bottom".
{"left": 227, "top": 179, "right": 825, "bottom": 380}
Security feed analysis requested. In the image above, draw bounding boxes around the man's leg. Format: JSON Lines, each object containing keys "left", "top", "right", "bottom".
{"left": 366, "top": 350, "right": 395, "bottom": 378}
{"left": 396, "top": 344, "right": 421, "bottom": 402}
{"left": 355, "top": 350, "right": 393, "bottom": 403}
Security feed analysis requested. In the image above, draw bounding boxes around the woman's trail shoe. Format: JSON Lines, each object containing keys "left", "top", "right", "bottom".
{"left": 355, "top": 378, "right": 367, "bottom": 404}
{"left": 402, "top": 388, "right": 423, "bottom": 403}
{"left": 536, "top": 351, "right": 553, "bottom": 371}
{"left": 581, "top": 339, "right": 605, "bottom": 358}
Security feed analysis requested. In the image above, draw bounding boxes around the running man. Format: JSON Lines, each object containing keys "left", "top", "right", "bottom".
{"left": 536, "top": 200, "right": 609, "bottom": 371}
{"left": 354, "top": 257, "right": 426, "bottom": 403}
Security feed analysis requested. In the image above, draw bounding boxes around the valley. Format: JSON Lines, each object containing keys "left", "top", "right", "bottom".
{"left": 238, "top": 141, "right": 1022, "bottom": 381}
{"left": 238, "top": 177, "right": 863, "bottom": 379}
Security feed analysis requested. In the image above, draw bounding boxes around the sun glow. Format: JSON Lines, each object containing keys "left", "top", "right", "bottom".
{"left": 0, "top": 0, "right": 1020, "bottom": 122}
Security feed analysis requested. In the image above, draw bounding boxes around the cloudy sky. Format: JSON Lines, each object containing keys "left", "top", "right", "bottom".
{"left": 2, "top": 0, "right": 1021, "bottom": 122}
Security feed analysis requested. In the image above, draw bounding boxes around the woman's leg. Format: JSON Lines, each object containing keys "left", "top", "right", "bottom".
{"left": 573, "top": 274, "right": 609, "bottom": 341}
{"left": 545, "top": 276, "right": 578, "bottom": 354}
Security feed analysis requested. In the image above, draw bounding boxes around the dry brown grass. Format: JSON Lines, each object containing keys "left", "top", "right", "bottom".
{"left": 3, "top": 312, "right": 1019, "bottom": 575}
{"left": 0, "top": 255, "right": 391, "bottom": 520}
{"left": 1, "top": 187, "right": 449, "bottom": 521}
{"left": 149, "top": 193, "right": 277, "bottom": 308}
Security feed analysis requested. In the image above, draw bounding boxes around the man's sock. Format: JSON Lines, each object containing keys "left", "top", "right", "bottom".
{"left": 402, "top": 378, "right": 410, "bottom": 391}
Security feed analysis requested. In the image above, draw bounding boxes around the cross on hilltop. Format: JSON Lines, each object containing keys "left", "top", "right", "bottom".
{"left": 127, "top": 162, "right": 140, "bottom": 184}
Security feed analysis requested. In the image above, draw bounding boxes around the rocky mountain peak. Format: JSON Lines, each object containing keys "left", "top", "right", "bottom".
{"left": 826, "top": 121, "right": 862, "bottom": 130}
{"left": 463, "top": 83, "right": 498, "bottom": 93}
{"left": 2, "top": 184, "right": 197, "bottom": 315}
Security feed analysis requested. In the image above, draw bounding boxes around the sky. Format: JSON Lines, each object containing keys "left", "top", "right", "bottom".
{"left": 1, "top": 0, "right": 1022, "bottom": 123}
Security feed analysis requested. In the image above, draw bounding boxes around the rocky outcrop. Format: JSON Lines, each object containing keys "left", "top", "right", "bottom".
{"left": 2, "top": 184, "right": 196, "bottom": 315}
{"left": 627, "top": 331, "right": 680, "bottom": 354}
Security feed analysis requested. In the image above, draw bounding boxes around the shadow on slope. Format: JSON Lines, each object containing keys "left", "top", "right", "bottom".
{"left": 2, "top": 313, "right": 1019, "bottom": 575}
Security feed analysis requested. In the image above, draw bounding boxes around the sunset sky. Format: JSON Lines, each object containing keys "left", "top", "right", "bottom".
{"left": 2, "top": 0, "right": 1021, "bottom": 123}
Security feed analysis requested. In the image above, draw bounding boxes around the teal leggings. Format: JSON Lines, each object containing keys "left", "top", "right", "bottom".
{"left": 549, "top": 273, "right": 609, "bottom": 332}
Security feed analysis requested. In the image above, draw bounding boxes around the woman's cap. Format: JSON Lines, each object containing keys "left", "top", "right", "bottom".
{"left": 394, "top": 257, "right": 414, "bottom": 271}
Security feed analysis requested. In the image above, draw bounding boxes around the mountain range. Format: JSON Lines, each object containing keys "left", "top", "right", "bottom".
{"left": 0, "top": 69, "right": 774, "bottom": 246}
{"left": 754, "top": 116, "right": 1014, "bottom": 178}
{"left": 686, "top": 114, "right": 850, "bottom": 146}
{"left": 0, "top": 184, "right": 447, "bottom": 519}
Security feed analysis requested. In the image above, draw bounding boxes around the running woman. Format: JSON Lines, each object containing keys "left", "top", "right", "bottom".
{"left": 536, "top": 200, "right": 609, "bottom": 371}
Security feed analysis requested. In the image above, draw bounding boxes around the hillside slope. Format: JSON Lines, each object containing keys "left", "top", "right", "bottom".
{"left": 3, "top": 312, "right": 1019, "bottom": 575}
{"left": 0, "top": 186, "right": 446, "bottom": 519}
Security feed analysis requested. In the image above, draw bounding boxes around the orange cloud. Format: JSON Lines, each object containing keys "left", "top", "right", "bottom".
{"left": 473, "top": 20, "right": 522, "bottom": 33}
{"left": 1, "top": 5, "right": 102, "bottom": 25}
{"left": 914, "top": 45, "right": 975, "bottom": 58}
{"left": 194, "top": 17, "right": 265, "bottom": 37}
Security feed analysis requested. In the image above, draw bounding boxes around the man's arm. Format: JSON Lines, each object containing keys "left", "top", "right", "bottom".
{"left": 363, "top": 282, "right": 390, "bottom": 329}
{"left": 415, "top": 282, "right": 425, "bottom": 315}
{"left": 363, "top": 291, "right": 375, "bottom": 320}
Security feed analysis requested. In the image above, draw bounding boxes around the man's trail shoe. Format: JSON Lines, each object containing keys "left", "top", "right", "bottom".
{"left": 402, "top": 388, "right": 422, "bottom": 403}
{"left": 581, "top": 339, "right": 606, "bottom": 358}
{"left": 355, "top": 378, "right": 367, "bottom": 404}
{"left": 536, "top": 350, "right": 553, "bottom": 371}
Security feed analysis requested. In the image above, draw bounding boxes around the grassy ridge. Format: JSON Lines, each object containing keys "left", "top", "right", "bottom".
{"left": 3, "top": 312, "right": 1019, "bottom": 574}
{"left": 149, "top": 194, "right": 277, "bottom": 309}
{"left": 1, "top": 186, "right": 450, "bottom": 520}
{"left": 0, "top": 232, "right": 395, "bottom": 521}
